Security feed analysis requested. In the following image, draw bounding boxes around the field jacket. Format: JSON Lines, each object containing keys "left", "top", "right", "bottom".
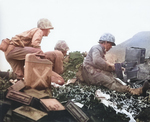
{"left": 10, "top": 28, "right": 43, "bottom": 48}
{"left": 83, "top": 44, "right": 114, "bottom": 73}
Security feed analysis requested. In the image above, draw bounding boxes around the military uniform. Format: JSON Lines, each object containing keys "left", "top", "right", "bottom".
{"left": 82, "top": 44, "right": 129, "bottom": 93}
{"left": 4, "top": 18, "right": 54, "bottom": 80}
{"left": 82, "top": 33, "right": 149, "bottom": 95}
{"left": 45, "top": 40, "right": 69, "bottom": 85}
{"left": 5, "top": 28, "right": 44, "bottom": 79}
{"left": 45, "top": 50, "right": 64, "bottom": 85}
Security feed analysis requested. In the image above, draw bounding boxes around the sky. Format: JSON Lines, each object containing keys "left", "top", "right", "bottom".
{"left": 0, "top": 0, "right": 150, "bottom": 71}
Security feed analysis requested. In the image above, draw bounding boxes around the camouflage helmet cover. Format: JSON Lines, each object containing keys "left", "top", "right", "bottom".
{"left": 54, "top": 40, "right": 69, "bottom": 52}
{"left": 99, "top": 33, "right": 116, "bottom": 46}
{"left": 37, "top": 18, "right": 54, "bottom": 29}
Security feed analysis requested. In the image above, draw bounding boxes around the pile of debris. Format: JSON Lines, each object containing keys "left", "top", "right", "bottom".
{"left": 0, "top": 51, "right": 90, "bottom": 122}
{"left": 52, "top": 80, "right": 150, "bottom": 122}
{"left": 0, "top": 51, "right": 150, "bottom": 122}
{"left": 0, "top": 77, "right": 131, "bottom": 122}
{"left": 0, "top": 78, "right": 91, "bottom": 122}
{"left": 1, "top": 78, "right": 149, "bottom": 122}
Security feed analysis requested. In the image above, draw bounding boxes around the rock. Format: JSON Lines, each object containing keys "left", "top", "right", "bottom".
{"left": 106, "top": 31, "right": 150, "bottom": 63}
{"left": 135, "top": 108, "right": 150, "bottom": 122}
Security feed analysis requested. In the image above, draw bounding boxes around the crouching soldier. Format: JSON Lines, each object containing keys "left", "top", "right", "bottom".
{"left": 82, "top": 33, "right": 150, "bottom": 96}
{"left": 2, "top": 18, "right": 54, "bottom": 80}
{"left": 45, "top": 40, "right": 69, "bottom": 85}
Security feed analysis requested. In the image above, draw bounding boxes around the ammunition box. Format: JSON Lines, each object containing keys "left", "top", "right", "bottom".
{"left": 40, "top": 99, "right": 65, "bottom": 111}
{"left": 23, "top": 89, "right": 49, "bottom": 99}
{"left": 125, "top": 62, "right": 137, "bottom": 69}
{"left": 6, "top": 90, "right": 51, "bottom": 113}
{"left": 6, "top": 90, "right": 33, "bottom": 105}
{"left": 65, "top": 101, "right": 89, "bottom": 122}
{"left": 126, "top": 66, "right": 139, "bottom": 80}
{"left": 39, "top": 100, "right": 50, "bottom": 112}
{"left": 7, "top": 80, "right": 25, "bottom": 91}
{"left": 12, "top": 105, "right": 48, "bottom": 122}
{"left": 125, "top": 47, "right": 146, "bottom": 64}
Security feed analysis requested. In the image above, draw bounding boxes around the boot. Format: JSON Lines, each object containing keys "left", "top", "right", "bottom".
{"left": 128, "top": 80, "right": 150, "bottom": 96}
{"left": 128, "top": 87, "right": 143, "bottom": 96}
{"left": 141, "top": 80, "right": 150, "bottom": 97}
{"left": 0, "top": 71, "right": 17, "bottom": 80}
{"left": 0, "top": 71, "right": 9, "bottom": 79}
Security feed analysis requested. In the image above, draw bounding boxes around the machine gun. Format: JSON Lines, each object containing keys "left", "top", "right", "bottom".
{"left": 115, "top": 47, "right": 146, "bottom": 83}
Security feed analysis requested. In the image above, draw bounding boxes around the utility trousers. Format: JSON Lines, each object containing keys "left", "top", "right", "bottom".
{"left": 82, "top": 64, "right": 129, "bottom": 93}
{"left": 5, "top": 45, "right": 64, "bottom": 86}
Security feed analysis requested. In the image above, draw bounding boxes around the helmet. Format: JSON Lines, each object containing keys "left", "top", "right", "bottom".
{"left": 37, "top": 18, "right": 54, "bottom": 29}
{"left": 54, "top": 40, "right": 69, "bottom": 52}
{"left": 99, "top": 33, "right": 116, "bottom": 46}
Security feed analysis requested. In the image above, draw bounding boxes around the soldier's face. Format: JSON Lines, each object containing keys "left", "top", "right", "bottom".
{"left": 62, "top": 51, "right": 67, "bottom": 56}
{"left": 43, "top": 29, "right": 50, "bottom": 36}
{"left": 46, "top": 29, "right": 50, "bottom": 36}
{"left": 105, "top": 42, "right": 112, "bottom": 51}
